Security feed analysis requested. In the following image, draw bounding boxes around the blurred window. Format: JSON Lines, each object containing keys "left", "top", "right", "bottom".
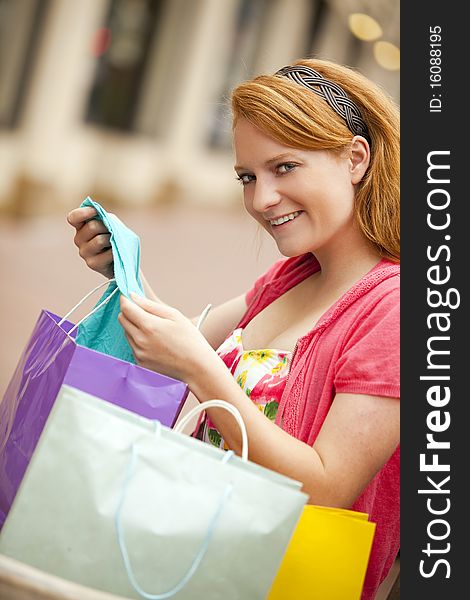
{"left": 303, "top": 0, "right": 327, "bottom": 56}
{"left": 306, "top": 0, "right": 362, "bottom": 67}
{"left": 85, "top": 0, "right": 200, "bottom": 136}
{"left": 133, "top": 0, "right": 202, "bottom": 138}
{"left": 206, "top": 0, "right": 272, "bottom": 150}
{"left": 85, "top": 0, "right": 164, "bottom": 132}
{"left": 0, "top": 0, "right": 48, "bottom": 129}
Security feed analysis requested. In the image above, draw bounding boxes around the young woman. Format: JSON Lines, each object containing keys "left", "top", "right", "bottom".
{"left": 68, "top": 58, "right": 400, "bottom": 599}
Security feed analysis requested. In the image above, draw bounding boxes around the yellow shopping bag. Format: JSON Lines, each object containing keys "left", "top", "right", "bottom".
{"left": 267, "top": 504, "right": 376, "bottom": 600}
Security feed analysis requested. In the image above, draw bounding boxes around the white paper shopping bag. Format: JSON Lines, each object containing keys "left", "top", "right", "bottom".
{"left": 0, "top": 385, "right": 307, "bottom": 600}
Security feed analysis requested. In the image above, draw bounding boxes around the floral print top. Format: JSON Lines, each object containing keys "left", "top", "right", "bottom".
{"left": 199, "top": 328, "right": 292, "bottom": 450}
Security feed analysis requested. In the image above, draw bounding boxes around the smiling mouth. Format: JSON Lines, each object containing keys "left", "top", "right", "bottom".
{"left": 269, "top": 210, "right": 303, "bottom": 226}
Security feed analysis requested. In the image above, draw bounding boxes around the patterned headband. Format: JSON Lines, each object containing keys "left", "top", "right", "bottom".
{"left": 275, "top": 65, "right": 370, "bottom": 141}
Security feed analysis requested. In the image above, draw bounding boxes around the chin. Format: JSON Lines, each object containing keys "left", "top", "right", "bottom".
{"left": 267, "top": 228, "right": 313, "bottom": 258}
{"left": 275, "top": 244, "right": 309, "bottom": 258}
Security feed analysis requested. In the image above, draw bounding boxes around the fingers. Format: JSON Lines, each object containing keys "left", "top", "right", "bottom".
{"left": 120, "top": 294, "right": 176, "bottom": 327}
{"left": 120, "top": 294, "right": 155, "bottom": 329}
{"left": 74, "top": 218, "right": 110, "bottom": 246}
{"left": 76, "top": 232, "right": 111, "bottom": 257}
{"left": 67, "top": 207, "right": 98, "bottom": 230}
{"left": 117, "top": 311, "right": 140, "bottom": 344}
{"left": 120, "top": 295, "right": 148, "bottom": 328}
{"left": 69, "top": 208, "right": 110, "bottom": 251}
{"left": 85, "top": 248, "right": 113, "bottom": 272}
{"left": 131, "top": 293, "right": 185, "bottom": 321}
{"left": 118, "top": 311, "right": 145, "bottom": 365}
{"left": 76, "top": 232, "right": 111, "bottom": 266}
{"left": 73, "top": 216, "right": 111, "bottom": 268}
{"left": 68, "top": 206, "right": 115, "bottom": 278}
{"left": 129, "top": 293, "right": 178, "bottom": 319}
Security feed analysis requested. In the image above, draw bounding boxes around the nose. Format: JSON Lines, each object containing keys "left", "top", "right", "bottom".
{"left": 250, "top": 177, "right": 282, "bottom": 214}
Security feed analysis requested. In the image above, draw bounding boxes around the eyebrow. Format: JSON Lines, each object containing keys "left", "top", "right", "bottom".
{"left": 234, "top": 152, "right": 297, "bottom": 172}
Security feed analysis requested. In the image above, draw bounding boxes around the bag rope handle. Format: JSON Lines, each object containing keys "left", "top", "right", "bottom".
{"left": 116, "top": 400, "right": 248, "bottom": 599}
{"left": 174, "top": 399, "right": 248, "bottom": 462}
{"left": 58, "top": 280, "right": 212, "bottom": 341}
{"left": 57, "top": 278, "right": 120, "bottom": 338}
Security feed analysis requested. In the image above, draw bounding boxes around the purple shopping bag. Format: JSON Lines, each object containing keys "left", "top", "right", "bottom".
{"left": 0, "top": 308, "right": 189, "bottom": 529}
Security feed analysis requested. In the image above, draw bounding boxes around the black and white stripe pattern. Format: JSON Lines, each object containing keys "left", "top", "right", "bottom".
{"left": 275, "top": 65, "right": 370, "bottom": 141}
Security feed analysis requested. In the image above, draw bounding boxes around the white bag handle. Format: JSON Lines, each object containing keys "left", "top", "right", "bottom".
{"left": 58, "top": 278, "right": 119, "bottom": 337}
{"left": 116, "top": 399, "right": 246, "bottom": 600}
{"left": 195, "top": 303, "right": 212, "bottom": 331}
{"left": 59, "top": 279, "right": 212, "bottom": 340}
{"left": 174, "top": 399, "right": 249, "bottom": 462}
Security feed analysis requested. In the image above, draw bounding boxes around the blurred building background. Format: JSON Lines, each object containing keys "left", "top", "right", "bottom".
{"left": 0, "top": 3, "right": 400, "bottom": 594}
{"left": 0, "top": 0, "right": 399, "bottom": 217}
{"left": 0, "top": 0, "right": 399, "bottom": 397}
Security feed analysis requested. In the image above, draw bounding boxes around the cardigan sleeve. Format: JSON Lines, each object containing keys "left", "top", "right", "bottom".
{"left": 334, "top": 288, "right": 400, "bottom": 399}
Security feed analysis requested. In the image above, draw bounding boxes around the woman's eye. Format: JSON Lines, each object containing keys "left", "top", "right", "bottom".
{"left": 236, "top": 173, "right": 255, "bottom": 185}
{"left": 277, "top": 163, "right": 296, "bottom": 174}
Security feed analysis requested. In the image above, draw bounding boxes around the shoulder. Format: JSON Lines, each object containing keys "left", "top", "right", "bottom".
{"left": 246, "top": 253, "right": 318, "bottom": 303}
{"left": 258, "top": 253, "right": 318, "bottom": 284}
{"left": 365, "top": 260, "right": 399, "bottom": 308}
{"left": 353, "top": 275, "right": 399, "bottom": 328}
{"left": 354, "top": 259, "right": 399, "bottom": 306}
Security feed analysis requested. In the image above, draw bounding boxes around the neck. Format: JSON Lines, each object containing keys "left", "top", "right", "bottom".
{"left": 312, "top": 234, "right": 382, "bottom": 289}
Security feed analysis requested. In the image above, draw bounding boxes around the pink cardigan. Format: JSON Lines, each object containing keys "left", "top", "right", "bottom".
{"left": 238, "top": 253, "right": 400, "bottom": 600}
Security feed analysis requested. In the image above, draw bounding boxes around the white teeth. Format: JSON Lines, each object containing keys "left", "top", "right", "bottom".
{"left": 269, "top": 211, "right": 301, "bottom": 226}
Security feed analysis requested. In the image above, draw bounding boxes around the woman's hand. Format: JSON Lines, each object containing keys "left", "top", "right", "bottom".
{"left": 67, "top": 207, "right": 114, "bottom": 279}
{"left": 119, "top": 294, "right": 216, "bottom": 383}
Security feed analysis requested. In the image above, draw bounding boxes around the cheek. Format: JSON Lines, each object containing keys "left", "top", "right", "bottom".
{"left": 318, "top": 180, "right": 356, "bottom": 221}
{"left": 242, "top": 191, "right": 257, "bottom": 219}
{"left": 242, "top": 191, "right": 251, "bottom": 213}
{"left": 324, "top": 202, "right": 356, "bottom": 232}
{"left": 243, "top": 195, "right": 271, "bottom": 233}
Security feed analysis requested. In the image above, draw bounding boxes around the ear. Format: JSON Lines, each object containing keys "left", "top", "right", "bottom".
{"left": 349, "top": 136, "right": 370, "bottom": 184}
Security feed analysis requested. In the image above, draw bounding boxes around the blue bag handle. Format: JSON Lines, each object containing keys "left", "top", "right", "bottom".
{"left": 116, "top": 400, "right": 249, "bottom": 599}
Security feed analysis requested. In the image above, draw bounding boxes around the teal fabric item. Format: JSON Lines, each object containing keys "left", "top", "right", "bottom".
{"left": 76, "top": 197, "right": 144, "bottom": 364}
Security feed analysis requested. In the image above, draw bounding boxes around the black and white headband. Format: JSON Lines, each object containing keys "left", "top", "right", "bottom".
{"left": 275, "top": 65, "right": 370, "bottom": 142}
